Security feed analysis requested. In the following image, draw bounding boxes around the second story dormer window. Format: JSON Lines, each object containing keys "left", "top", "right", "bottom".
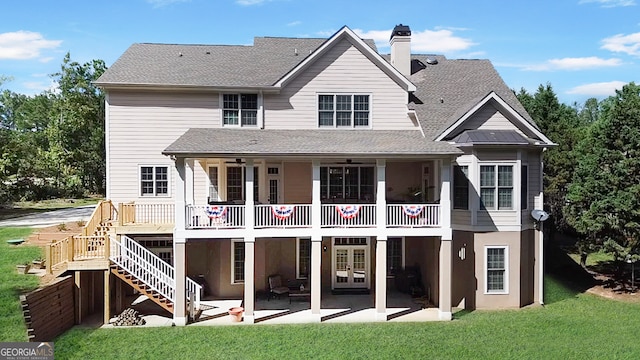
{"left": 318, "top": 94, "right": 370, "bottom": 128}
{"left": 223, "top": 94, "right": 258, "bottom": 126}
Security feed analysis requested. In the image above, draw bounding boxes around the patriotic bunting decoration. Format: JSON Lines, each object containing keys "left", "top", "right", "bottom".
{"left": 206, "top": 205, "right": 227, "bottom": 219}
{"left": 336, "top": 205, "right": 361, "bottom": 219}
{"left": 402, "top": 205, "right": 424, "bottom": 217}
{"left": 272, "top": 205, "right": 295, "bottom": 220}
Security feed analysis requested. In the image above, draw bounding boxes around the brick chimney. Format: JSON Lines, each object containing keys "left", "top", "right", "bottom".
{"left": 390, "top": 24, "right": 411, "bottom": 77}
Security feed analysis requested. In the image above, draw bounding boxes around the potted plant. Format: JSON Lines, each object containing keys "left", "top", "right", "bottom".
{"left": 16, "top": 263, "right": 31, "bottom": 274}
{"left": 228, "top": 307, "right": 244, "bottom": 322}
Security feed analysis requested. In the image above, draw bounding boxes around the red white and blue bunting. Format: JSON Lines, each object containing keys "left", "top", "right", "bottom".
{"left": 402, "top": 205, "right": 424, "bottom": 217}
{"left": 272, "top": 205, "right": 295, "bottom": 220}
{"left": 336, "top": 205, "right": 361, "bottom": 219}
{"left": 206, "top": 205, "right": 227, "bottom": 219}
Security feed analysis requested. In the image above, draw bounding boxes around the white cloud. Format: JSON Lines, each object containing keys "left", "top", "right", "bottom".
{"left": 354, "top": 28, "right": 476, "bottom": 54}
{"left": 146, "top": 0, "right": 190, "bottom": 8}
{"left": 566, "top": 81, "right": 628, "bottom": 96}
{"left": 287, "top": 21, "right": 301, "bottom": 27}
{"left": 523, "top": 57, "right": 623, "bottom": 71}
{"left": 601, "top": 32, "right": 640, "bottom": 56}
{"left": 579, "top": 0, "right": 636, "bottom": 7}
{"left": 0, "top": 31, "right": 62, "bottom": 60}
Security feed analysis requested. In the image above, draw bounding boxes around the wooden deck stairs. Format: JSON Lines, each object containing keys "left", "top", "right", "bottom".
{"left": 110, "top": 263, "right": 174, "bottom": 314}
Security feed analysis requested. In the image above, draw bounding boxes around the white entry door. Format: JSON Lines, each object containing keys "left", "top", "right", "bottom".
{"left": 332, "top": 238, "right": 369, "bottom": 289}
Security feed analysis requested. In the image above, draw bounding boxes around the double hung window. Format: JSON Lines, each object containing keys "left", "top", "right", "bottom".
{"left": 480, "top": 165, "right": 513, "bottom": 210}
{"left": 318, "top": 94, "right": 370, "bottom": 127}
{"left": 223, "top": 94, "right": 258, "bottom": 126}
{"left": 140, "top": 166, "right": 169, "bottom": 196}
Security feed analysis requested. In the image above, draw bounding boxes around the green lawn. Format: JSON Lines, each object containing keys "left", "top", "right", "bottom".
{"left": 51, "top": 276, "right": 640, "bottom": 359}
{"left": 0, "top": 227, "right": 39, "bottom": 342}
{"left": 3, "top": 226, "right": 640, "bottom": 359}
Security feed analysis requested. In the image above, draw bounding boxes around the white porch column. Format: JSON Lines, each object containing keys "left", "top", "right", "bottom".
{"left": 311, "top": 237, "right": 322, "bottom": 321}
{"left": 173, "top": 157, "right": 188, "bottom": 326}
{"left": 312, "top": 160, "right": 321, "bottom": 230}
{"left": 244, "top": 159, "right": 256, "bottom": 323}
{"left": 244, "top": 237, "right": 255, "bottom": 324}
{"left": 439, "top": 159, "right": 453, "bottom": 320}
{"left": 439, "top": 159, "right": 452, "bottom": 230}
{"left": 174, "top": 157, "right": 186, "bottom": 230}
{"left": 185, "top": 158, "right": 195, "bottom": 205}
{"left": 245, "top": 159, "right": 255, "bottom": 233}
{"left": 311, "top": 160, "right": 322, "bottom": 321}
{"left": 439, "top": 237, "right": 453, "bottom": 320}
{"left": 173, "top": 238, "right": 187, "bottom": 326}
{"left": 375, "top": 159, "right": 387, "bottom": 321}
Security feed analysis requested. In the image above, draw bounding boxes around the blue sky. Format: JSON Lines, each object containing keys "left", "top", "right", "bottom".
{"left": 1, "top": 0, "right": 639, "bottom": 105}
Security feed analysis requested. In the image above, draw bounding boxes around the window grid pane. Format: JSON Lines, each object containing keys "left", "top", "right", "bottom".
{"left": 498, "top": 166, "right": 513, "bottom": 187}
{"left": 480, "top": 188, "right": 495, "bottom": 209}
{"left": 453, "top": 165, "right": 469, "bottom": 210}
{"left": 234, "top": 242, "right": 245, "bottom": 282}
{"left": 227, "top": 167, "right": 243, "bottom": 201}
{"left": 487, "top": 248, "right": 505, "bottom": 292}
{"left": 480, "top": 166, "right": 495, "bottom": 187}
{"left": 387, "top": 238, "right": 402, "bottom": 274}
{"left": 155, "top": 167, "right": 168, "bottom": 195}
{"left": 209, "top": 167, "right": 219, "bottom": 201}
{"left": 298, "top": 239, "right": 310, "bottom": 278}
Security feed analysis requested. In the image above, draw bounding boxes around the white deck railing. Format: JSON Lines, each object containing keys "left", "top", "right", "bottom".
{"left": 255, "top": 204, "right": 312, "bottom": 228}
{"left": 118, "top": 202, "right": 442, "bottom": 230}
{"left": 386, "top": 204, "right": 440, "bottom": 227}
{"left": 186, "top": 205, "right": 245, "bottom": 229}
{"left": 120, "top": 203, "right": 174, "bottom": 225}
{"left": 321, "top": 204, "right": 376, "bottom": 227}
{"left": 110, "top": 236, "right": 201, "bottom": 310}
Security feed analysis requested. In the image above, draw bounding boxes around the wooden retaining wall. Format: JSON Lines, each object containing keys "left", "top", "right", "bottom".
{"left": 21, "top": 275, "right": 75, "bottom": 342}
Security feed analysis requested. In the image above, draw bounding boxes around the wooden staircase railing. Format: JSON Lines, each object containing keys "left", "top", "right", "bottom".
{"left": 110, "top": 235, "right": 201, "bottom": 316}
{"left": 46, "top": 200, "right": 117, "bottom": 274}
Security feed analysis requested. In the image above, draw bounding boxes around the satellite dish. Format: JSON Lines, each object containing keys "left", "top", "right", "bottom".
{"left": 531, "top": 209, "right": 549, "bottom": 222}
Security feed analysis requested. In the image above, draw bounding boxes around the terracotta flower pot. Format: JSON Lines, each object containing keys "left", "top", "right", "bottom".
{"left": 228, "top": 307, "right": 244, "bottom": 322}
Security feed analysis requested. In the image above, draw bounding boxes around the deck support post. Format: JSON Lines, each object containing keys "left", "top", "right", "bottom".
{"left": 103, "top": 269, "right": 110, "bottom": 324}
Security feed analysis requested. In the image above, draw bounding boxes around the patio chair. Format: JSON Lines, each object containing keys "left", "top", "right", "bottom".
{"left": 268, "top": 274, "right": 289, "bottom": 300}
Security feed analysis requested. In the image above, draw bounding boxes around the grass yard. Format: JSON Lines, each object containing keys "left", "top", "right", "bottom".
{"left": 0, "top": 227, "right": 39, "bottom": 342}
{"left": 2, "top": 225, "right": 640, "bottom": 359}
{"left": 52, "top": 276, "right": 640, "bottom": 359}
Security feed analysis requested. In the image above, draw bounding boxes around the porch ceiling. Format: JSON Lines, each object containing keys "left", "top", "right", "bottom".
{"left": 163, "top": 128, "right": 462, "bottom": 158}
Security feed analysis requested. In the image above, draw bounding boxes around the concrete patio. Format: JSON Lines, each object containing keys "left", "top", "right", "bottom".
{"left": 103, "top": 291, "right": 443, "bottom": 328}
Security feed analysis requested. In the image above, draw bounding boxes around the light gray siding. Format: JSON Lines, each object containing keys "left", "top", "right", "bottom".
{"left": 461, "top": 103, "right": 524, "bottom": 135}
{"left": 107, "top": 91, "right": 218, "bottom": 205}
{"left": 264, "top": 38, "right": 415, "bottom": 130}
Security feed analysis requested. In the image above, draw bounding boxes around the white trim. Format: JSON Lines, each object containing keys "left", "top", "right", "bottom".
{"left": 275, "top": 26, "right": 416, "bottom": 92}
{"left": 138, "top": 164, "right": 171, "bottom": 198}
{"left": 206, "top": 164, "right": 220, "bottom": 202}
{"left": 435, "top": 91, "right": 555, "bottom": 145}
{"left": 231, "top": 239, "right": 244, "bottom": 284}
{"left": 105, "top": 92, "right": 111, "bottom": 200}
{"left": 484, "top": 245, "right": 509, "bottom": 294}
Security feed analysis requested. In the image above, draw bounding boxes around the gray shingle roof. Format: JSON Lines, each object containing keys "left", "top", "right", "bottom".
{"left": 163, "top": 128, "right": 461, "bottom": 157}
{"left": 96, "top": 37, "right": 377, "bottom": 88}
{"left": 406, "top": 55, "right": 537, "bottom": 139}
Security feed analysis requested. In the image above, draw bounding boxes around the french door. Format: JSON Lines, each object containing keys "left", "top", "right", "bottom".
{"left": 332, "top": 237, "right": 369, "bottom": 289}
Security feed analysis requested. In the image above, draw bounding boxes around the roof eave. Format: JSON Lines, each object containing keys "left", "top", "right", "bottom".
{"left": 93, "top": 82, "right": 281, "bottom": 93}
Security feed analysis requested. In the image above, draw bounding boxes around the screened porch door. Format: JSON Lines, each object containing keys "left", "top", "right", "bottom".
{"left": 332, "top": 237, "right": 369, "bottom": 289}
